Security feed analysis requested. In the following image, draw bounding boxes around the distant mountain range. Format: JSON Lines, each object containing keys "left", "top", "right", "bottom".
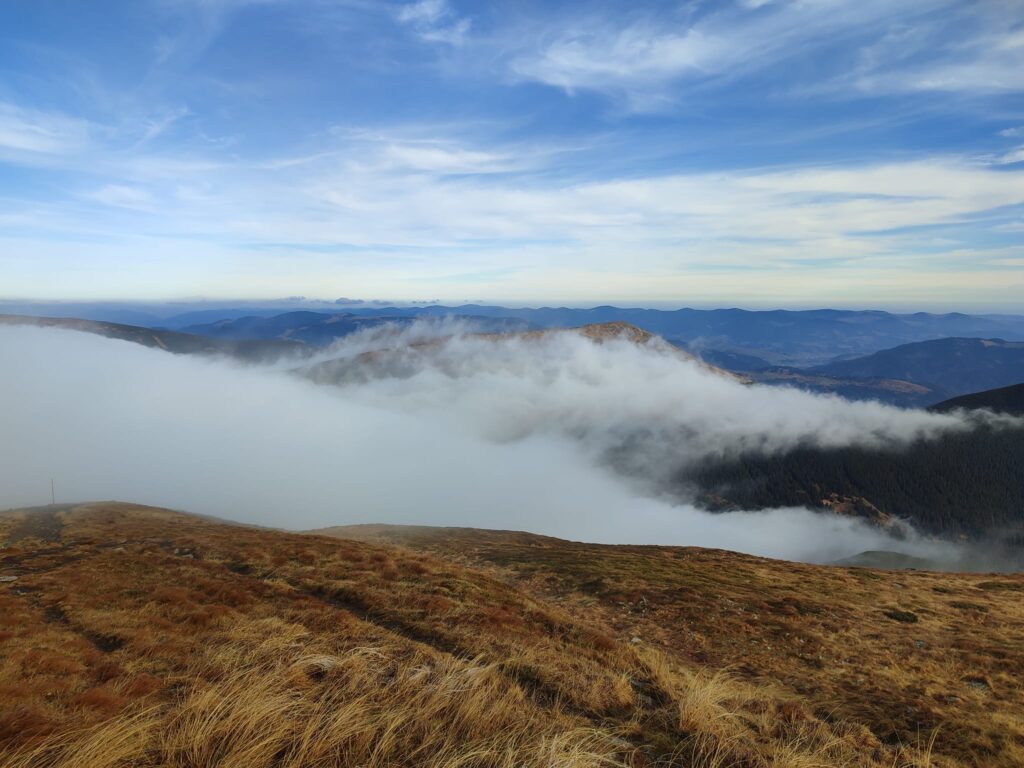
{"left": 264, "top": 305, "right": 1024, "bottom": 367}
{"left": 171, "top": 307, "right": 1024, "bottom": 406}
{"left": 741, "top": 338, "right": 1024, "bottom": 407}
{"left": 6, "top": 301, "right": 1024, "bottom": 366}
{"left": 810, "top": 338, "right": 1024, "bottom": 395}
{"left": 182, "top": 311, "right": 532, "bottom": 346}
{"left": 0, "top": 314, "right": 305, "bottom": 363}
{"left": 164, "top": 307, "right": 1024, "bottom": 406}
{"left": 745, "top": 368, "right": 939, "bottom": 407}
{"left": 7, "top": 308, "right": 1024, "bottom": 407}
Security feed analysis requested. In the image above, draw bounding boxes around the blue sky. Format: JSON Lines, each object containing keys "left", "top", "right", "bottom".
{"left": 1, "top": 0, "right": 1023, "bottom": 309}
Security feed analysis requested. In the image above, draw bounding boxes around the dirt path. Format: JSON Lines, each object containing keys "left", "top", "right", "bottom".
{"left": 6, "top": 504, "right": 73, "bottom": 543}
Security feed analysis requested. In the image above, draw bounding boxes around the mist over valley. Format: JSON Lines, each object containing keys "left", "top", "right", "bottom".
{"left": 3, "top": 316, "right": 1021, "bottom": 571}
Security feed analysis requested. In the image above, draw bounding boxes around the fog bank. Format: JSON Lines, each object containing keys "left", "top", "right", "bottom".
{"left": 0, "top": 325, "right": 981, "bottom": 564}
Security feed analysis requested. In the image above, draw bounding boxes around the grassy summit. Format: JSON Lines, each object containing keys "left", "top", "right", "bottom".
{"left": 1, "top": 503, "right": 1022, "bottom": 767}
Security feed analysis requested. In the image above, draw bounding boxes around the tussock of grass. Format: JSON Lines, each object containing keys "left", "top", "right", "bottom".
{"left": 2, "top": 621, "right": 627, "bottom": 768}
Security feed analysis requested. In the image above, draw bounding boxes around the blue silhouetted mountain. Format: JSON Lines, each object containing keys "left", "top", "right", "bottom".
{"left": 809, "top": 338, "right": 1024, "bottom": 400}
{"left": 929, "top": 383, "right": 1024, "bottom": 416}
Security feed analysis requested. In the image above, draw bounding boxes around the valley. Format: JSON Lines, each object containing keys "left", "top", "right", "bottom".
{"left": 2, "top": 310, "right": 1022, "bottom": 549}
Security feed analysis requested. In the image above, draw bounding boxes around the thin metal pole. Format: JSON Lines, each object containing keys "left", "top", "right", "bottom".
{"left": 51, "top": 478, "right": 55, "bottom": 505}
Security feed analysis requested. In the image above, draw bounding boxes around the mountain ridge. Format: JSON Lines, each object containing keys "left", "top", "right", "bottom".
{"left": 930, "top": 383, "right": 1024, "bottom": 416}
{"left": 0, "top": 314, "right": 306, "bottom": 363}
{"left": 806, "top": 337, "right": 1024, "bottom": 403}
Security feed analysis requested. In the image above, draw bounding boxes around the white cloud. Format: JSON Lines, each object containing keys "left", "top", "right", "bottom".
{"left": 0, "top": 324, "right": 983, "bottom": 564}
{"left": 397, "top": 0, "right": 446, "bottom": 25}
{"left": 294, "top": 156, "right": 1024, "bottom": 250}
{"left": 84, "top": 184, "right": 157, "bottom": 210}
{"left": 507, "top": 2, "right": 879, "bottom": 103}
{"left": 5, "top": 106, "right": 1023, "bottom": 304}
{"left": 513, "top": 24, "right": 723, "bottom": 96}
{"left": 505, "top": 2, "right": 1024, "bottom": 108}
{"left": 995, "top": 146, "right": 1024, "bottom": 165}
{"left": 139, "top": 106, "right": 191, "bottom": 143}
{"left": 0, "top": 102, "right": 93, "bottom": 156}
{"left": 153, "top": 0, "right": 283, "bottom": 63}
{"left": 381, "top": 143, "right": 515, "bottom": 174}
{"left": 397, "top": 0, "right": 470, "bottom": 46}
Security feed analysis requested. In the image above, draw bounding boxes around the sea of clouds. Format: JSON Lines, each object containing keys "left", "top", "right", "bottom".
{"left": 0, "top": 323, "right": 987, "bottom": 564}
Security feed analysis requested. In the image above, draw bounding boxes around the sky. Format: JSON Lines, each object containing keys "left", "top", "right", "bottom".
{"left": 1, "top": 0, "right": 1023, "bottom": 310}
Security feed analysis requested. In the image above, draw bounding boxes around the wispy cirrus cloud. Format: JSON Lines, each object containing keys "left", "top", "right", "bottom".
{"left": 995, "top": 146, "right": 1024, "bottom": 165}
{"left": 6, "top": 113, "right": 1022, "bottom": 303}
{"left": 397, "top": 0, "right": 470, "bottom": 46}
{"left": 505, "top": 1, "right": 1022, "bottom": 109}
{"left": 83, "top": 184, "right": 158, "bottom": 211}
{"left": 0, "top": 102, "right": 94, "bottom": 157}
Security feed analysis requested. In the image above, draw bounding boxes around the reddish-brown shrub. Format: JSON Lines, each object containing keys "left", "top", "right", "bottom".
{"left": 93, "top": 661, "right": 125, "bottom": 683}
{"left": 587, "top": 631, "right": 618, "bottom": 652}
{"left": 124, "top": 673, "right": 162, "bottom": 697}
{"left": 0, "top": 707, "right": 54, "bottom": 744}
{"left": 423, "top": 595, "right": 452, "bottom": 614}
{"left": 403, "top": 560, "right": 430, "bottom": 576}
{"left": 151, "top": 586, "right": 191, "bottom": 605}
{"left": 74, "top": 685, "right": 129, "bottom": 714}
{"left": 20, "top": 650, "right": 83, "bottom": 676}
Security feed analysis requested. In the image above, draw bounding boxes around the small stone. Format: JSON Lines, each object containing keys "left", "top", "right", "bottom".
{"left": 965, "top": 678, "right": 991, "bottom": 693}
{"left": 630, "top": 636, "right": 642, "bottom": 644}
{"left": 0, "top": 576, "right": 17, "bottom": 583}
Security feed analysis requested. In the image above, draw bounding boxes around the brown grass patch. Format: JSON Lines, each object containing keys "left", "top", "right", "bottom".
{"left": 2, "top": 503, "right": 1023, "bottom": 767}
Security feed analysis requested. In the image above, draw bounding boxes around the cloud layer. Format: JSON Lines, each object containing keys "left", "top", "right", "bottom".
{"left": 0, "top": 325, "right": 977, "bottom": 565}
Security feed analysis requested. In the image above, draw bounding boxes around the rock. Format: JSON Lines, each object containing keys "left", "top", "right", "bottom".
{"left": 0, "top": 575, "right": 18, "bottom": 583}
{"left": 964, "top": 677, "right": 991, "bottom": 694}
{"left": 630, "top": 636, "right": 642, "bottom": 644}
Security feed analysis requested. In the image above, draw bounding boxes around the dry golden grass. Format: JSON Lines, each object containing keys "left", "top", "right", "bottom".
{"left": 323, "top": 523, "right": 1024, "bottom": 768}
{"left": 5, "top": 631, "right": 628, "bottom": 768}
{"left": 1, "top": 503, "right": 1021, "bottom": 767}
